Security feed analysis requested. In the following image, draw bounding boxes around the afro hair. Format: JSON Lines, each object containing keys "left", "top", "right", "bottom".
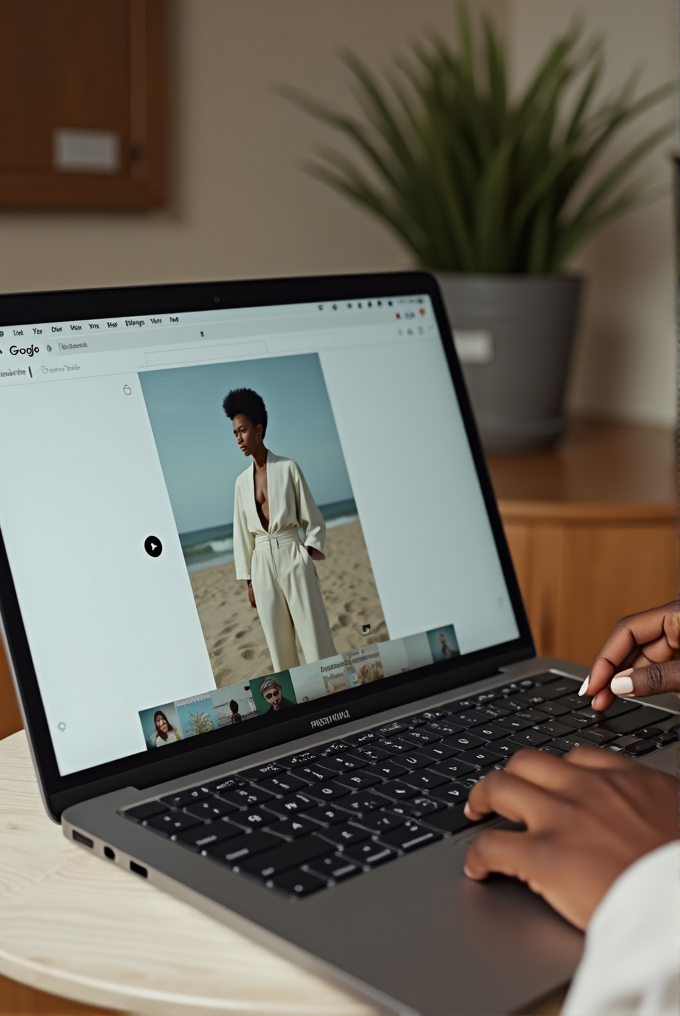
{"left": 222, "top": 388, "right": 268, "bottom": 436}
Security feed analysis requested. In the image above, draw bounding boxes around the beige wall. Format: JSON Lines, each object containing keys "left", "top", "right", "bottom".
{"left": 509, "top": 0, "right": 678, "bottom": 427}
{"left": 0, "top": 0, "right": 675, "bottom": 427}
{"left": 0, "top": 0, "right": 502, "bottom": 291}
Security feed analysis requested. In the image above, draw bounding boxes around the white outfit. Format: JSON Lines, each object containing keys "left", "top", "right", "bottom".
{"left": 232, "top": 452, "right": 336, "bottom": 672}
{"left": 154, "top": 729, "right": 178, "bottom": 747}
{"left": 563, "top": 841, "right": 680, "bottom": 1016}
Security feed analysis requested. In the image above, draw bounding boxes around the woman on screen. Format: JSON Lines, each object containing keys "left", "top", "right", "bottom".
{"left": 224, "top": 387, "right": 337, "bottom": 672}
{"left": 153, "top": 710, "right": 181, "bottom": 747}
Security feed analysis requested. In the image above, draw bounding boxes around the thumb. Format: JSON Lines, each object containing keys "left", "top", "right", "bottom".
{"left": 611, "top": 661, "right": 680, "bottom": 697}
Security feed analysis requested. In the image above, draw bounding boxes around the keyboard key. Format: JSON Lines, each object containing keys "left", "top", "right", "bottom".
{"left": 349, "top": 811, "right": 405, "bottom": 834}
{"left": 596, "top": 699, "right": 641, "bottom": 718}
{"left": 258, "top": 774, "right": 310, "bottom": 797}
{"left": 364, "top": 761, "right": 410, "bottom": 780}
{"left": 160, "top": 787, "right": 211, "bottom": 808}
{"left": 398, "top": 750, "right": 439, "bottom": 770}
{"left": 534, "top": 720, "right": 573, "bottom": 739}
{"left": 428, "top": 781, "right": 470, "bottom": 805}
{"left": 397, "top": 769, "right": 451, "bottom": 792}
{"left": 492, "top": 741, "right": 524, "bottom": 756}
{"left": 534, "top": 701, "right": 570, "bottom": 718}
{"left": 420, "top": 805, "right": 474, "bottom": 835}
{"left": 399, "top": 729, "right": 441, "bottom": 748}
{"left": 370, "top": 780, "right": 418, "bottom": 802}
{"left": 296, "top": 764, "right": 339, "bottom": 783}
{"left": 415, "top": 742, "right": 460, "bottom": 763}
{"left": 597, "top": 706, "right": 672, "bottom": 736}
{"left": 381, "top": 796, "right": 445, "bottom": 819}
{"left": 509, "top": 691, "right": 546, "bottom": 707}
{"left": 227, "top": 808, "right": 271, "bottom": 832}
{"left": 548, "top": 738, "right": 578, "bottom": 753}
{"left": 477, "top": 704, "right": 512, "bottom": 719}
{"left": 275, "top": 751, "right": 319, "bottom": 768}
{"left": 537, "top": 679, "right": 580, "bottom": 700}
{"left": 553, "top": 694, "right": 586, "bottom": 710}
{"left": 442, "top": 732, "right": 487, "bottom": 751}
{"left": 239, "top": 762, "right": 285, "bottom": 781}
{"left": 205, "top": 775, "right": 247, "bottom": 796}
{"left": 351, "top": 745, "right": 393, "bottom": 763}
{"left": 376, "top": 737, "right": 421, "bottom": 754}
{"left": 344, "top": 730, "right": 378, "bottom": 746}
{"left": 316, "top": 823, "right": 369, "bottom": 849}
{"left": 261, "top": 793, "right": 315, "bottom": 819}
{"left": 468, "top": 722, "right": 508, "bottom": 741}
{"left": 424, "top": 721, "right": 464, "bottom": 737}
{"left": 514, "top": 708, "right": 548, "bottom": 725}
{"left": 267, "top": 817, "right": 318, "bottom": 840}
{"left": 341, "top": 841, "right": 398, "bottom": 867}
{"left": 634, "top": 726, "right": 677, "bottom": 746}
{"left": 540, "top": 745, "right": 567, "bottom": 757}
{"left": 448, "top": 710, "right": 488, "bottom": 727}
{"left": 576, "top": 727, "right": 619, "bottom": 746}
{"left": 619, "top": 738, "right": 657, "bottom": 757}
{"left": 184, "top": 798, "right": 239, "bottom": 820}
{"left": 267, "top": 868, "right": 327, "bottom": 896}
{"left": 401, "top": 715, "right": 427, "bottom": 727}
{"left": 561, "top": 735, "right": 596, "bottom": 750}
{"left": 317, "top": 741, "right": 354, "bottom": 755}
{"left": 506, "top": 730, "right": 551, "bottom": 748}
{"left": 305, "top": 854, "right": 360, "bottom": 881}
{"left": 377, "top": 822, "right": 442, "bottom": 853}
{"left": 221, "top": 786, "right": 275, "bottom": 809}
{"left": 417, "top": 709, "right": 451, "bottom": 721}
{"left": 175, "top": 820, "right": 241, "bottom": 850}
{"left": 206, "top": 831, "right": 285, "bottom": 865}
{"left": 306, "top": 804, "right": 350, "bottom": 826}
{"left": 300, "top": 779, "right": 352, "bottom": 803}
{"left": 146, "top": 811, "right": 202, "bottom": 836}
{"left": 124, "top": 800, "right": 168, "bottom": 822}
{"left": 336, "top": 794, "right": 381, "bottom": 817}
{"left": 558, "top": 713, "right": 593, "bottom": 729}
{"left": 496, "top": 715, "right": 534, "bottom": 733}
{"left": 457, "top": 747, "right": 506, "bottom": 767}
{"left": 373, "top": 721, "right": 409, "bottom": 737}
{"left": 430, "top": 758, "right": 476, "bottom": 779}
{"left": 333, "top": 771, "right": 384, "bottom": 791}
{"left": 320, "top": 755, "right": 367, "bottom": 774}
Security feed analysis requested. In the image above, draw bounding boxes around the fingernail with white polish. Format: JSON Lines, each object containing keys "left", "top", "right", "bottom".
{"left": 578, "top": 675, "right": 590, "bottom": 696}
{"left": 611, "top": 669, "right": 634, "bottom": 696}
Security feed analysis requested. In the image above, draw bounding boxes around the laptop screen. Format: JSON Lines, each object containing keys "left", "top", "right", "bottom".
{"left": 0, "top": 284, "right": 521, "bottom": 780}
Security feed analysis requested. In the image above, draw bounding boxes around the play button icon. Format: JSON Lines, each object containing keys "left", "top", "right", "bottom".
{"left": 144, "top": 535, "right": 163, "bottom": 558}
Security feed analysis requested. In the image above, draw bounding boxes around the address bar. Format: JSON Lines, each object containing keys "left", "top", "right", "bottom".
{"left": 145, "top": 341, "right": 267, "bottom": 366}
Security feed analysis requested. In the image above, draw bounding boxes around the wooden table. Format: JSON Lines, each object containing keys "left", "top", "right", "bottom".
{"left": 487, "top": 418, "right": 677, "bottom": 667}
{"left": 0, "top": 730, "right": 565, "bottom": 1016}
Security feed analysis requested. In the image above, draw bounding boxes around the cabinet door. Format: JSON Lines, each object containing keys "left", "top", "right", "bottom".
{"left": 0, "top": 0, "right": 165, "bottom": 208}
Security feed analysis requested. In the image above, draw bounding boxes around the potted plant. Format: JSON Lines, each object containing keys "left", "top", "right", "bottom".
{"left": 282, "top": 10, "right": 675, "bottom": 451}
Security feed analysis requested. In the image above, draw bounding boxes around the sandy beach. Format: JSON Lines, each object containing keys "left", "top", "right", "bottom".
{"left": 189, "top": 519, "right": 389, "bottom": 688}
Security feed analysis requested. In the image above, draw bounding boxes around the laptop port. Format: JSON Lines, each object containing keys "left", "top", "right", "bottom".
{"left": 130, "top": 861, "right": 148, "bottom": 878}
{"left": 103, "top": 846, "right": 115, "bottom": 860}
{"left": 72, "top": 830, "right": 94, "bottom": 848}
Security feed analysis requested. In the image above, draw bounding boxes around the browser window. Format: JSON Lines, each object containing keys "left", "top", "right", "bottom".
{"left": 0, "top": 295, "right": 518, "bottom": 776}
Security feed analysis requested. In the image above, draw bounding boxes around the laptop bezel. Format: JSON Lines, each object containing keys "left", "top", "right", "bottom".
{"left": 0, "top": 271, "right": 534, "bottom": 819}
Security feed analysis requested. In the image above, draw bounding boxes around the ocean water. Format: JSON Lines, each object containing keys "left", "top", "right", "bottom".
{"left": 180, "top": 498, "right": 358, "bottom": 573}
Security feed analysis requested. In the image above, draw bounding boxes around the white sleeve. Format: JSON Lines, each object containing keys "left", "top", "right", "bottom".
{"left": 232, "top": 483, "right": 255, "bottom": 580}
{"left": 562, "top": 841, "right": 680, "bottom": 1016}
{"left": 293, "top": 462, "right": 326, "bottom": 560}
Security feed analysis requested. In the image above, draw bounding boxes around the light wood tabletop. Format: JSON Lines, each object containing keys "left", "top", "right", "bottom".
{"left": 0, "top": 730, "right": 566, "bottom": 1016}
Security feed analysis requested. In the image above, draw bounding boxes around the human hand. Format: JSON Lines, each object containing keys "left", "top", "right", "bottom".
{"left": 463, "top": 746, "right": 677, "bottom": 931}
{"left": 583, "top": 601, "right": 680, "bottom": 711}
{"left": 247, "top": 583, "right": 257, "bottom": 609}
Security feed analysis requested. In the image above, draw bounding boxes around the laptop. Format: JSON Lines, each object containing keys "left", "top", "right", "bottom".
{"left": 0, "top": 272, "right": 676, "bottom": 1016}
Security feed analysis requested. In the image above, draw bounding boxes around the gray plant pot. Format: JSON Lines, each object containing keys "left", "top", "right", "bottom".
{"left": 436, "top": 273, "right": 584, "bottom": 453}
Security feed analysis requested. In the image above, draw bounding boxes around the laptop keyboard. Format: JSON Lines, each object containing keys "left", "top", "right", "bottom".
{"left": 122, "top": 674, "right": 678, "bottom": 898}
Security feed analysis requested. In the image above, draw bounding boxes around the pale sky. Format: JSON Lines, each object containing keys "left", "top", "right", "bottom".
{"left": 139, "top": 352, "right": 353, "bottom": 534}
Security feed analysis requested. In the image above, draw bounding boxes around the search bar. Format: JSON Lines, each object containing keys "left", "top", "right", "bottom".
{"left": 145, "top": 341, "right": 267, "bottom": 367}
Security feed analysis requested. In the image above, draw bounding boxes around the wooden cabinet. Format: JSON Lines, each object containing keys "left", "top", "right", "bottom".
{"left": 487, "top": 419, "right": 678, "bottom": 666}
{"left": 0, "top": 0, "right": 166, "bottom": 208}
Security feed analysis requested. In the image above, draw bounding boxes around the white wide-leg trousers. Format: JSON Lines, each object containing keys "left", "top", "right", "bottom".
{"left": 251, "top": 532, "right": 337, "bottom": 672}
